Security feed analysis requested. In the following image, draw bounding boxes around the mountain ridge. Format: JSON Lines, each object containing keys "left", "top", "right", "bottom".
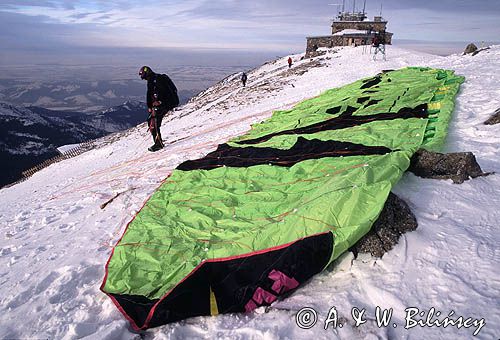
{"left": 0, "top": 100, "right": 147, "bottom": 187}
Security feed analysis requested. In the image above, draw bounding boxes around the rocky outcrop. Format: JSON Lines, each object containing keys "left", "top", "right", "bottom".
{"left": 408, "top": 149, "right": 491, "bottom": 184}
{"left": 463, "top": 43, "right": 478, "bottom": 55}
{"left": 351, "top": 193, "right": 417, "bottom": 258}
{"left": 305, "top": 50, "right": 327, "bottom": 59}
{"left": 484, "top": 107, "right": 500, "bottom": 125}
{"left": 472, "top": 47, "right": 491, "bottom": 56}
{"left": 463, "top": 43, "right": 491, "bottom": 56}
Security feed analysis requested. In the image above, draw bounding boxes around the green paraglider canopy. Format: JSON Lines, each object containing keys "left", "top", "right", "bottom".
{"left": 101, "top": 67, "right": 464, "bottom": 330}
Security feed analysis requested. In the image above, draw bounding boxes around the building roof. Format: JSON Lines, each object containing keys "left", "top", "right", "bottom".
{"left": 333, "top": 29, "right": 370, "bottom": 36}
{"left": 332, "top": 20, "right": 387, "bottom": 24}
{"left": 306, "top": 35, "right": 336, "bottom": 39}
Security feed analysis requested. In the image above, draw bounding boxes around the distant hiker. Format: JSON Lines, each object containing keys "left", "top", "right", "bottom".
{"left": 139, "top": 66, "right": 179, "bottom": 152}
{"left": 367, "top": 26, "right": 375, "bottom": 54}
{"left": 287, "top": 57, "right": 293, "bottom": 68}
{"left": 372, "top": 32, "right": 386, "bottom": 61}
{"left": 241, "top": 72, "right": 248, "bottom": 87}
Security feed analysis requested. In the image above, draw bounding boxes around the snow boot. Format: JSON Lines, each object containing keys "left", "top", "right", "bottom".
{"left": 148, "top": 142, "right": 163, "bottom": 152}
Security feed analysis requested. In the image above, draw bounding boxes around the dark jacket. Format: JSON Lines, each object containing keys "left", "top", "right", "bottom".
{"left": 147, "top": 73, "right": 179, "bottom": 112}
{"left": 372, "top": 34, "right": 385, "bottom": 47}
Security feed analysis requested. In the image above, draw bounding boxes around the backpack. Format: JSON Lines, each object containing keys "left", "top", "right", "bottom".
{"left": 157, "top": 74, "right": 179, "bottom": 110}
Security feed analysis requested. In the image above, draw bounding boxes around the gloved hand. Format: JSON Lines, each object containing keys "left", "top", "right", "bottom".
{"left": 147, "top": 113, "right": 153, "bottom": 132}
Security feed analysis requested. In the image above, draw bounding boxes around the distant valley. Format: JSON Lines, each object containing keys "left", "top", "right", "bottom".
{"left": 0, "top": 64, "right": 244, "bottom": 112}
{"left": 0, "top": 101, "right": 149, "bottom": 187}
{"left": 0, "top": 78, "right": 198, "bottom": 113}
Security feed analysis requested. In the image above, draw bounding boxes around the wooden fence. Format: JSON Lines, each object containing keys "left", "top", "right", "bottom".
{"left": 2, "top": 140, "right": 97, "bottom": 189}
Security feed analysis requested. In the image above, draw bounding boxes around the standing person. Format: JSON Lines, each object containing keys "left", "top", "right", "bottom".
{"left": 372, "top": 32, "right": 386, "bottom": 61}
{"left": 138, "top": 66, "right": 179, "bottom": 152}
{"left": 241, "top": 72, "right": 248, "bottom": 87}
{"left": 287, "top": 57, "right": 293, "bottom": 68}
{"left": 367, "top": 26, "right": 374, "bottom": 55}
{"left": 362, "top": 38, "right": 368, "bottom": 54}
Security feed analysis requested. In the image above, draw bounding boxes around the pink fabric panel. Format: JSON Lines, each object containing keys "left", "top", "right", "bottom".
{"left": 268, "top": 270, "right": 299, "bottom": 294}
{"left": 252, "top": 287, "right": 277, "bottom": 304}
{"left": 245, "top": 299, "right": 258, "bottom": 312}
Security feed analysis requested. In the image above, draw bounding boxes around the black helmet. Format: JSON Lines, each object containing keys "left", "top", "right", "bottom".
{"left": 139, "top": 66, "right": 154, "bottom": 80}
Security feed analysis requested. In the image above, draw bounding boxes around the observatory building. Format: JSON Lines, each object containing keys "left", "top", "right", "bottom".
{"left": 306, "top": 1, "right": 393, "bottom": 57}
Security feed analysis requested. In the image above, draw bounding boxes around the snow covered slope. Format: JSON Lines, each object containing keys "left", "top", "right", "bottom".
{"left": 0, "top": 46, "right": 499, "bottom": 339}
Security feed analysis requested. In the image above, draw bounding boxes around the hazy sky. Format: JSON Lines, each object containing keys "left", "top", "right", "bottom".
{"left": 1, "top": 0, "right": 499, "bottom": 66}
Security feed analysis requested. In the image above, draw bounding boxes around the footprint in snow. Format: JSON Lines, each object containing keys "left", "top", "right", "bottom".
{"left": 36, "top": 245, "right": 48, "bottom": 253}
{"left": 35, "top": 271, "right": 60, "bottom": 295}
{"left": 8, "top": 255, "right": 23, "bottom": 267}
{"left": 476, "top": 241, "right": 497, "bottom": 261}
{"left": 14, "top": 211, "right": 30, "bottom": 222}
{"left": 9, "top": 223, "right": 31, "bottom": 238}
{"left": 0, "top": 246, "right": 15, "bottom": 256}
{"left": 58, "top": 222, "right": 76, "bottom": 232}
{"left": 46, "top": 264, "right": 101, "bottom": 306}
{"left": 41, "top": 215, "right": 59, "bottom": 226}
{"left": 68, "top": 205, "right": 84, "bottom": 214}
{"left": 97, "top": 245, "right": 109, "bottom": 252}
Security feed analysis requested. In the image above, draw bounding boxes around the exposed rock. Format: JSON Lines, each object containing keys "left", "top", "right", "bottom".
{"left": 484, "top": 107, "right": 500, "bottom": 125}
{"left": 472, "top": 46, "right": 491, "bottom": 56}
{"left": 305, "top": 50, "right": 327, "bottom": 58}
{"left": 463, "top": 43, "right": 478, "bottom": 55}
{"left": 408, "top": 149, "right": 492, "bottom": 184}
{"left": 351, "top": 193, "right": 417, "bottom": 258}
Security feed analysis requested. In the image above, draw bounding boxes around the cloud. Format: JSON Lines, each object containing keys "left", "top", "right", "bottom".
{"left": 1, "top": 0, "right": 499, "bottom": 65}
{"left": 387, "top": 7, "right": 500, "bottom": 42}
{"left": 379, "top": 0, "right": 500, "bottom": 14}
{"left": 1, "top": 1, "right": 328, "bottom": 51}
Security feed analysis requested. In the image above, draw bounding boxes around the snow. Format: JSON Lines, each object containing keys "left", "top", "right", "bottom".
{"left": 333, "top": 29, "right": 369, "bottom": 36}
{"left": 57, "top": 143, "right": 82, "bottom": 154}
{"left": 87, "top": 91, "right": 105, "bottom": 101}
{"left": 51, "top": 85, "right": 81, "bottom": 93}
{"left": 10, "top": 132, "right": 45, "bottom": 140}
{"left": 65, "top": 94, "right": 94, "bottom": 105}
{"left": 103, "top": 90, "right": 117, "bottom": 99}
{"left": 0, "top": 45, "right": 499, "bottom": 339}
{"left": 0, "top": 102, "right": 49, "bottom": 126}
{"left": 32, "top": 95, "right": 64, "bottom": 107}
{"left": 10, "top": 83, "right": 43, "bottom": 99}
